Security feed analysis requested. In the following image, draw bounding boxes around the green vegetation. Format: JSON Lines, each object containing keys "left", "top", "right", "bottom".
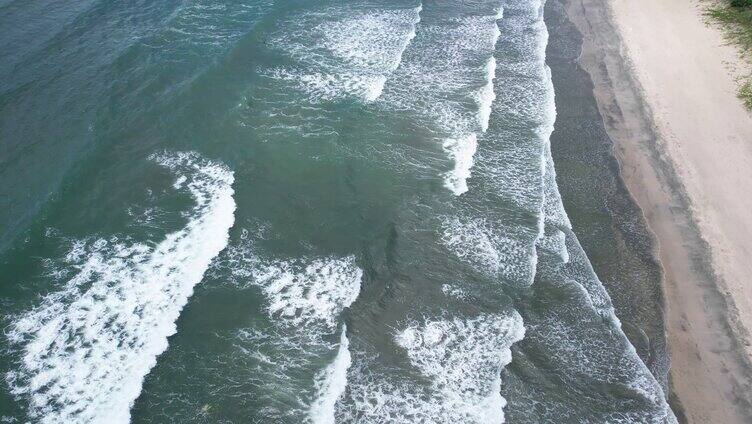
{"left": 730, "top": 0, "right": 752, "bottom": 8}
{"left": 706, "top": 0, "right": 752, "bottom": 109}
{"left": 740, "top": 79, "right": 752, "bottom": 109}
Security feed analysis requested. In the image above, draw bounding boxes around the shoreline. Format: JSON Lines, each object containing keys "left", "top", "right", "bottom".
{"left": 544, "top": 0, "right": 670, "bottom": 392}
{"left": 562, "top": 0, "right": 752, "bottom": 422}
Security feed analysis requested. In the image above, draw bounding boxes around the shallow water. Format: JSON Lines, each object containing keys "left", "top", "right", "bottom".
{"left": 0, "top": 0, "right": 674, "bottom": 422}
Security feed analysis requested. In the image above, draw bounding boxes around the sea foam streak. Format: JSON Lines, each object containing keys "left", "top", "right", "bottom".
{"left": 441, "top": 216, "right": 536, "bottom": 284}
{"left": 6, "top": 152, "right": 235, "bottom": 424}
{"left": 478, "top": 55, "right": 498, "bottom": 132}
{"left": 250, "top": 257, "right": 361, "bottom": 419}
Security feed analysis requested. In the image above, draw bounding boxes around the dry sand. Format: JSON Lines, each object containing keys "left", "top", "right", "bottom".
{"left": 563, "top": 0, "right": 752, "bottom": 421}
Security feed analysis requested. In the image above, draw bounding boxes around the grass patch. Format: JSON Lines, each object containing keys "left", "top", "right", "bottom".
{"left": 740, "top": 79, "right": 752, "bottom": 109}
{"left": 705, "top": 1, "right": 752, "bottom": 109}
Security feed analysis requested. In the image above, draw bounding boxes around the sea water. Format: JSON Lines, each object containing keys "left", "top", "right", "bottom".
{"left": 0, "top": 0, "right": 674, "bottom": 422}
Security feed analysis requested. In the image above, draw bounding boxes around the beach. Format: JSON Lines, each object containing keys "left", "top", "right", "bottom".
{"left": 562, "top": 0, "right": 752, "bottom": 421}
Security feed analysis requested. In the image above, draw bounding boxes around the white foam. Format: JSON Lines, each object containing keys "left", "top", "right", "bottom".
{"left": 318, "top": 7, "right": 421, "bottom": 75}
{"left": 309, "top": 326, "right": 352, "bottom": 424}
{"left": 542, "top": 135, "right": 572, "bottom": 231}
{"left": 377, "top": 10, "right": 502, "bottom": 194}
{"left": 442, "top": 134, "right": 478, "bottom": 195}
{"left": 337, "top": 313, "right": 525, "bottom": 423}
{"left": 536, "top": 229, "right": 569, "bottom": 263}
{"left": 441, "top": 283, "right": 467, "bottom": 299}
{"left": 267, "top": 4, "right": 422, "bottom": 103}
{"left": 441, "top": 217, "right": 535, "bottom": 285}
{"left": 364, "top": 75, "right": 388, "bottom": 102}
{"left": 252, "top": 256, "right": 362, "bottom": 330}
{"left": 441, "top": 217, "right": 500, "bottom": 273}
{"left": 395, "top": 314, "right": 524, "bottom": 423}
{"left": 265, "top": 69, "right": 388, "bottom": 104}
{"left": 521, "top": 0, "right": 674, "bottom": 418}
{"left": 217, "top": 243, "right": 362, "bottom": 419}
{"left": 477, "top": 56, "right": 498, "bottom": 132}
{"left": 454, "top": 17, "right": 500, "bottom": 194}
{"left": 6, "top": 152, "right": 236, "bottom": 424}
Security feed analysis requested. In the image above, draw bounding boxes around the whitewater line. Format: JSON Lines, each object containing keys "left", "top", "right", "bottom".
{"left": 333, "top": 313, "right": 525, "bottom": 423}
{"left": 6, "top": 152, "right": 236, "bottom": 424}
{"left": 366, "top": 2, "right": 423, "bottom": 102}
{"left": 267, "top": 2, "right": 423, "bottom": 104}
{"left": 227, "top": 251, "right": 363, "bottom": 422}
{"left": 394, "top": 314, "right": 525, "bottom": 424}
{"left": 309, "top": 326, "right": 352, "bottom": 424}
{"left": 527, "top": 0, "right": 674, "bottom": 418}
{"left": 444, "top": 7, "right": 503, "bottom": 195}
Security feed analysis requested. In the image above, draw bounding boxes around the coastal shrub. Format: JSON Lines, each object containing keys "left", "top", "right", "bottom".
{"left": 740, "top": 80, "right": 752, "bottom": 109}
{"left": 707, "top": 1, "right": 752, "bottom": 110}
{"left": 708, "top": 2, "right": 752, "bottom": 54}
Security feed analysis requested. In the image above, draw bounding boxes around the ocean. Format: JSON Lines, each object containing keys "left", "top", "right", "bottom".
{"left": 0, "top": 0, "right": 675, "bottom": 422}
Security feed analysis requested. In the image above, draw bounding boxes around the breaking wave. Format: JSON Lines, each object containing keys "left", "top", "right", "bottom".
{"left": 264, "top": 3, "right": 422, "bottom": 103}
{"left": 336, "top": 313, "right": 525, "bottom": 423}
{"left": 5, "top": 152, "right": 236, "bottom": 424}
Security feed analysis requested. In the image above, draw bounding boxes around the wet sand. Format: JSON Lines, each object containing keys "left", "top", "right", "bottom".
{"left": 544, "top": 0, "right": 670, "bottom": 392}
{"left": 559, "top": 0, "right": 752, "bottom": 421}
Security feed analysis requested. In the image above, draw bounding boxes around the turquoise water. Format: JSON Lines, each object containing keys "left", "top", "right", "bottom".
{"left": 0, "top": 0, "right": 674, "bottom": 422}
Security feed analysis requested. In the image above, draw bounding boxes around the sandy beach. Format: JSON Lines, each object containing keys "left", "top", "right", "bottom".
{"left": 564, "top": 0, "right": 752, "bottom": 421}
